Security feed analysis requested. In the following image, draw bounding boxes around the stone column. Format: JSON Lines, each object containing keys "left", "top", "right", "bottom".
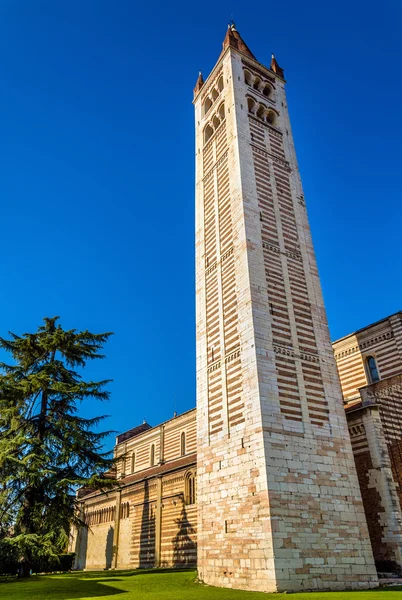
{"left": 362, "top": 406, "right": 402, "bottom": 567}
{"left": 112, "top": 490, "right": 122, "bottom": 569}
{"left": 160, "top": 425, "right": 165, "bottom": 464}
{"left": 155, "top": 477, "right": 163, "bottom": 567}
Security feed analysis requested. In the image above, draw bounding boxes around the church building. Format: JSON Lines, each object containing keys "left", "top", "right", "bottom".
{"left": 71, "top": 26, "right": 402, "bottom": 592}
{"left": 334, "top": 312, "right": 402, "bottom": 572}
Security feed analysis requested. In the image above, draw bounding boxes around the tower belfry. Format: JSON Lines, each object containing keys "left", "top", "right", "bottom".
{"left": 194, "top": 26, "right": 377, "bottom": 592}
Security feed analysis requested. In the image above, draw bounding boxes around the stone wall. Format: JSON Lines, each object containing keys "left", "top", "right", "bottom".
{"left": 333, "top": 312, "right": 402, "bottom": 571}
{"left": 70, "top": 411, "right": 197, "bottom": 571}
{"left": 347, "top": 406, "right": 402, "bottom": 569}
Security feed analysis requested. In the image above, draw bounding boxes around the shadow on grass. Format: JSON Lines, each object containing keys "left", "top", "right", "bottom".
{"left": 66, "top": 567, "right": 195, "bottom": 579}
{"left": 0, "top": 576, "right": 125, "bottom": 598}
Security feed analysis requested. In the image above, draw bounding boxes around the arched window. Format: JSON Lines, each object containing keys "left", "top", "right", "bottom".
{"left": 266, "top": 110, "right": 276, "bottom": 125}
{"left": 212, "top": 114, "right": 221, "bottom": 130}
{"left": 204, "top": 97, "right": 213, "bottom": 115}
{"left": 181, "top": 432, "right": 186, "bottom": 456}
{"left": 131, "top": 452, "right": 135, "bottom": 473}
{"left": 256, "top": 104, "right": 265, "bottom": 119}
{"left": 150, "top": 444, "right": 155, "bottom": 467}
{"left": 247, "top": 97, "right": 255, "bottom": 114}
{"left": 253, "top": 76, "right": 261, "bottom": 91}
{"left": 185, "top": 472, "right": 196, "bottom": 505}
{"left": 244, "top": 70, "right": 252, "bottom": 85}
{"left": 204, "top": 124, "right": 213, "bottom": 144}
{"left": 217, "top": 75, "right": 224, "bottom": 92}
{"left": 211, "top": 87, "right": 219, "bottom": 101}
{"left": 262, "top": 83, "right": 272, "bottom": 98}
{"left": 218, "top": 102, "right": 225, "bottom": 121}
{"left": 366, "top": 356, "right": 380, "bottom": 383}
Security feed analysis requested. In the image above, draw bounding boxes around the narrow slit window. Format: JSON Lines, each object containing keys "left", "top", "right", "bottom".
{"left": 181, "top": 431, "right": 186, "bottom": 456}
{"left": 366, "top": 356, "right": 380, "bottom": 383}
{"left": 150, "top": 444, "right": 155, "bottom": 467}
{"left": 186, "top": 472, "right": 196, "bottom": 505}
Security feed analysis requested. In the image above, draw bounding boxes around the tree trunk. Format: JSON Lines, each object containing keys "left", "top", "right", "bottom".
{"left": 18, "top": 561, "right": 31, "bottom": 578}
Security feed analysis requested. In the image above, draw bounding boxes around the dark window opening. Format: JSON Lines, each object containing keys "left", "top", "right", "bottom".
{"left": 367, "top": 356, "right": 380, "bottom": 383}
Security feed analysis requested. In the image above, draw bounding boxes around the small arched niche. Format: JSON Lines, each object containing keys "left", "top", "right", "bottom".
{"left": 217, "top": 75, "right": 224, "bottom": 92}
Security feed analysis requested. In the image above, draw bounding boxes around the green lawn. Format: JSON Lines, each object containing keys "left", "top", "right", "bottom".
{"left": 0, "top": 569, "right": 401, "bottom": 600}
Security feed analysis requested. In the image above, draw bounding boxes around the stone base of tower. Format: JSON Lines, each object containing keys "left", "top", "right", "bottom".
{"left": 196, "top": 428, "right": 379, "bottom": 594}
{"left": 198, "top": 568, "right": 378, "bottom": 593}
{"left": 197, "top": 530, "right": 379, "bottom": 591}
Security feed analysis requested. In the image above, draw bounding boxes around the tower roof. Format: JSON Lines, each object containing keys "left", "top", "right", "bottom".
{"left": 220, "top": 23, "right": 256, "bottom": 60}
{"left": 193, "top": 71, "right": 204, "bottom": 96}
{"left": 270, "top": 54, "right": 284, "bottom": 79}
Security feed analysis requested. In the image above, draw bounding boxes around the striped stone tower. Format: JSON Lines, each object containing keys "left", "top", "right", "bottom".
{"left": 194, "top": 25, "right": 378, "bottom": 592}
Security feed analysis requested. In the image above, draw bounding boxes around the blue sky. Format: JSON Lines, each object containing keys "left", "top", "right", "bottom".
{"left": 0, "top": 1, "right": 401, "bottom": 448}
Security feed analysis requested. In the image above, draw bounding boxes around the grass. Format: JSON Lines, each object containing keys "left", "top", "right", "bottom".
{"left": 0, "top": 569, "right": 401, "bottom": 600}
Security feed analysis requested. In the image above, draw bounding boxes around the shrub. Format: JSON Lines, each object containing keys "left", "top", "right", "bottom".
{"left": 31, "top": 553, "right": 76, "bottom": 574}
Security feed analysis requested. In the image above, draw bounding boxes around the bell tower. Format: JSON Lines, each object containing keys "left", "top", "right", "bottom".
{"left": 194, "top": 25, "right": 377, "bottom": 592}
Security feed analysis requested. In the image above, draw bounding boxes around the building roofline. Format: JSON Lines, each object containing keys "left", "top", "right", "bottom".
{"left": 78, "top": 452, "right": 197, "bottom": 501}
{"left": 344, "top": 402, "right": 380, "bottom": 416}
{"left": 116, "top": 406, "right": 196, "bottom": 446}
{"left": 332, "top": 310, "right": 402, "bottom": 346}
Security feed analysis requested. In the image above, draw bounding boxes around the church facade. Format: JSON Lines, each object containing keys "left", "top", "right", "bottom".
{"left": 334, "top": 313, "right": 402, "bottom": 571}
{"left": 71, "top": 27, "right": 402, "bottom": 592}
